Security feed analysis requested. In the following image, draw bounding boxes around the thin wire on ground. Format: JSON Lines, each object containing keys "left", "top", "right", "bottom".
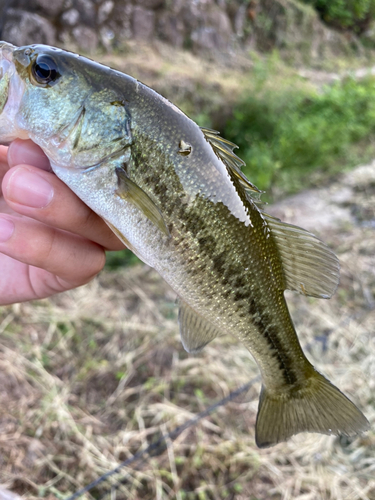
{"left": 66, "top": 375, "right": 261, "bottom": 500}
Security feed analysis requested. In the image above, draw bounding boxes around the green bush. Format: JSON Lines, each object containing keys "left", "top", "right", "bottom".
{"left": 105, "top": 249, "right": 140, "bottom": 270}
{"left": 300, "top": 0, "right": 375, "bottom": 33}
{"left": 224, "top": 75, "right": 375, "bottom": 194}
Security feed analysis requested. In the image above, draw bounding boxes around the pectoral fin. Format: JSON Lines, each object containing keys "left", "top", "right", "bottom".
{"left": 179, "top": 300, "right": 223, "bottom": 353}
{"left": 115, "top": 167, "right": 170, "bottom": 237}
{"left": 263, "top": 212, "right": 340, "bottom": 299}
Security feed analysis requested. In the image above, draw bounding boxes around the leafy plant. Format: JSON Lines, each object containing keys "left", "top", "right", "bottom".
{"left": 300, "top": 0, "right": 375, "bottom": 33}
{"left": 225, "top": 75, "right": 375, "bottom": 194}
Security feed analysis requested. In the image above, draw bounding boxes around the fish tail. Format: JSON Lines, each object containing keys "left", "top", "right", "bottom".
{"left": 255, "top": 370, "right": 369, "bottom": 448}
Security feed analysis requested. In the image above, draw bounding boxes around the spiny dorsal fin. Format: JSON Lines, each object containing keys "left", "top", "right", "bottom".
{"left": 179, "top": 299, "right": 223, "bottom": 353}
{"left": 262, "top": 212, "right": 340, "bottom": 299}
{"left": 201, "top": 127, "right": 263, "bottom": 203}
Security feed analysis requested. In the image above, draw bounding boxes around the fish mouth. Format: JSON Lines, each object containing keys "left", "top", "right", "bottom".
{"left": 0, "top": 41, "right": 15, "bottom": 86}
{"left": 0, "top": 41, "right": 14, "bottom": 72}
{"left": 0, "top": 41, "right": 15, "bottom": 66}
{"left": 0, "top": 41, "right": 27, "bottom": 145}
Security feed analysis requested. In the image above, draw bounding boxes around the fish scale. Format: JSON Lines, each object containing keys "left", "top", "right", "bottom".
{"left": 129, "top": 137, "right": 317, "bottom": 386}
{"left": 0, "top": 41, "right": 369, "bottom": 448}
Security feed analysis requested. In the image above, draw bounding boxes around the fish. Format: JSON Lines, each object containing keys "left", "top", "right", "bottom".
{"left": 0, "top": 41, "right": 369, "bottom": 448}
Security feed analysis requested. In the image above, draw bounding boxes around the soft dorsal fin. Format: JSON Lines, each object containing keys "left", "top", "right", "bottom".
{"left": 201, "top": 127, "right": 263, "bottom": 203}
{"left": 178, "top": 300, "right": 223, "bottom": 353}
{"left": 262, "top": 212, "right": 340, "bottom": 299}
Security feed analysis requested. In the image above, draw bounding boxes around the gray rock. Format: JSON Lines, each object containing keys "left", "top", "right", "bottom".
{"left": 3, "top": 8, "right": 56, "bottom": 46}
{"left": 106, "top": 2, "right": 133, "bottom": 41}
{"left": 137, "top": 0, "right": 165, "bottom": 9}
{"left": 167, "top": 0, "right": 186, "bottom": 15}
{"left": 179, "top": 2, "right": 202, "bottom": 33}
{"left": 132, "top": 6, "right": 155, "bottom": 40}
{"left": 98, "top": 0, "right": 115, "bottom": 25}
{"left": 72, "top": 25, "right": 98, "bottom": 53}
{"left": 73, "top": 0, "right": 96, "bottom": 26}
{"left": 33, "top": 0, "right": 65, "bottom": 17}
{"left": 11, "top": 0, "right": 65, "bottom": 18}
{"left": 234, "top": 3, "right": 246, "bottom": 37}
{"left": 191, "top": 6, "right": 233, "bottom": 53}
{"left": 157, "top": 12, "right": 185, "bottom": 47}
{"left": 61, "top": 8, "right": 80, "bottom": 27}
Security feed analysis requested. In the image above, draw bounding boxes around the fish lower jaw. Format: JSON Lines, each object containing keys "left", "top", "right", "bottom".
{"left": 0, "top": 119, "right": 29, "bottom": 144}
{"left": 0, "top": 63, "right": 27, "bottom": 143}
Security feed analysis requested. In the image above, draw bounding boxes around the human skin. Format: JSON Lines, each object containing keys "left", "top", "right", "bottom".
{"left": 0, "top": 139, "right": 125, "bottom": 305}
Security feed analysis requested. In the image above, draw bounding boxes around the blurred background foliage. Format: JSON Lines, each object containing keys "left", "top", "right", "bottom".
{"left": 301, "top": 0, "right": 375, "bottom": 34}
{"left": 224, "top": 69, "right": 375, "bottom": 194}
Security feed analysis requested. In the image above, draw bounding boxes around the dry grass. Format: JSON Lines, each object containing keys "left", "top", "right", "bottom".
{"left": 0, "top": 165, "right": 374, "bottom": 500}
{"left": 1, "top": 41, "right": 375, "bottom": 500}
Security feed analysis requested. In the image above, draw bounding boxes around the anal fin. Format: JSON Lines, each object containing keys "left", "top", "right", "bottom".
{"left": 178, "top": 300, "right": 223, "bottom": 353}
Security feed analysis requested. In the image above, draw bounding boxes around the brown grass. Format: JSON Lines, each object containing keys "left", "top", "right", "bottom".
{"left": 1, "top": 41, "right": 375, "bottom": 500}
{"left": 0, "top": 169, "right": 374, "bottom": 500}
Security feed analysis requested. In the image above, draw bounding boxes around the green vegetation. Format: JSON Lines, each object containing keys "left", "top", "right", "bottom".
{"left": 225, "top": 73, "right": 375, "bottom": 194}
{"left": 105, "top": 248, "right": 141, "bottom": 270}
{"left": 300, "top": 0, "right": 375, "bottom": 33}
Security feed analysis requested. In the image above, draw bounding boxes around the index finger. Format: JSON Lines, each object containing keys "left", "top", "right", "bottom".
{"left": 0, "top": 145, "right": 8, "bottom": 172}
{"left": 0, "top": 145, "right": 9, "bottom": 194}
{"left": 8, "top": 139, "right": 51, "bottom": 172}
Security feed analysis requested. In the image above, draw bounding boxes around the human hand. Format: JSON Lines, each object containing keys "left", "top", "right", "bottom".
{"left": 0, "top": 139, "right": 125, "bottom": 305}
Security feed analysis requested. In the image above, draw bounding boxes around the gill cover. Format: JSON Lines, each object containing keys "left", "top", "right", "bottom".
{"left": 10, "top": 44, "right": 132, "bottom": 168}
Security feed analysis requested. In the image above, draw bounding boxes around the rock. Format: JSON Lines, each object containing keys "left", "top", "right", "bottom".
{"left": 137, "top": 0, "right": 165, "bottom": 9}
{"left": 61, "top": 8, "right": 80, "bottom": 27}
{"left": 191, "top": 6, "right": 233, "bottom": 53}
{"left": 73, "top": 0, "right": 96, "bottom": 27}
{"left": 157, "top": 12, "right": 185, "bottom": 47}
{"left": 106, "top": 2, "right": 133, "bottom": 41}
{"left": 32, "top": 0, "right": 65, "bottom": 17}
{"left": 344, "top": 161, "right": 375, "bottom": 188}
{"left": 132, "top": 6, "right": 155, "bottom": 40}
{"left": 98, "top": 0, "right": 115, "bottom": 25}
{"left": 0, "top": 0, "right": 362, "bottom": 62}
{"left": 234, "top": 3, "right": 247, "bottom": 37}
{"left": 13, "top": 0, "right": 65, "bottom": 18}
{"left": 268, "top": 188, "right": 354, "bottom": 235}
{"left": 179, "top": 2, "right": 202, "bottom": 33}
{"left": 3, "top": 8, "right": 56, "bottom": 46}
{"left": 245, "top": 0, "right": 352, "bottom": 62}
{"left": 72, "top": 25, "right": 98, "bottom": 53}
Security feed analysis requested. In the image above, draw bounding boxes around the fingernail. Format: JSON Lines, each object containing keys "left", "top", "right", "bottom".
{"left": 8, "top": 140, "right": 51, "bottom": 171}
{"left": 0, "top": 217, "right": 14, "bottom": 242}
{"left": 6, "top": 167, "right": 54, "bottom": 208}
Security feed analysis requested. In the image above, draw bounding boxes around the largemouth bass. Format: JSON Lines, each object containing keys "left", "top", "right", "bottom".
{"left": 0, "top": 42, "right": 369, "bottom": 447}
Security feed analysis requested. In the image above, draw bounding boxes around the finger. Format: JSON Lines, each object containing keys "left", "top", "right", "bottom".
{"left": 0, "top": 145, "right": 9, "bottom": 182}
{"left": 0, "top": 145, "right": 7, "bottom": 165}
{"left": 2, "top": 165, "right": 125, "bottom": 251}
{"left": 0, "top": 214, "right": 106, "bottom": 290}
{"left": 8, "top": 139, "right": 52, "bottom": 171}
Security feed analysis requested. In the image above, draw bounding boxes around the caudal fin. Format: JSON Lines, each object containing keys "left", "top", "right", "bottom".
{"left": 255, "top": 370, "right": 370, "bottom": 448}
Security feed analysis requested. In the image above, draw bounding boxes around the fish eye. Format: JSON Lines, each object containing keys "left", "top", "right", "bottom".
{"left": 31, "top": 55, "right": 60, "bottom": 86}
